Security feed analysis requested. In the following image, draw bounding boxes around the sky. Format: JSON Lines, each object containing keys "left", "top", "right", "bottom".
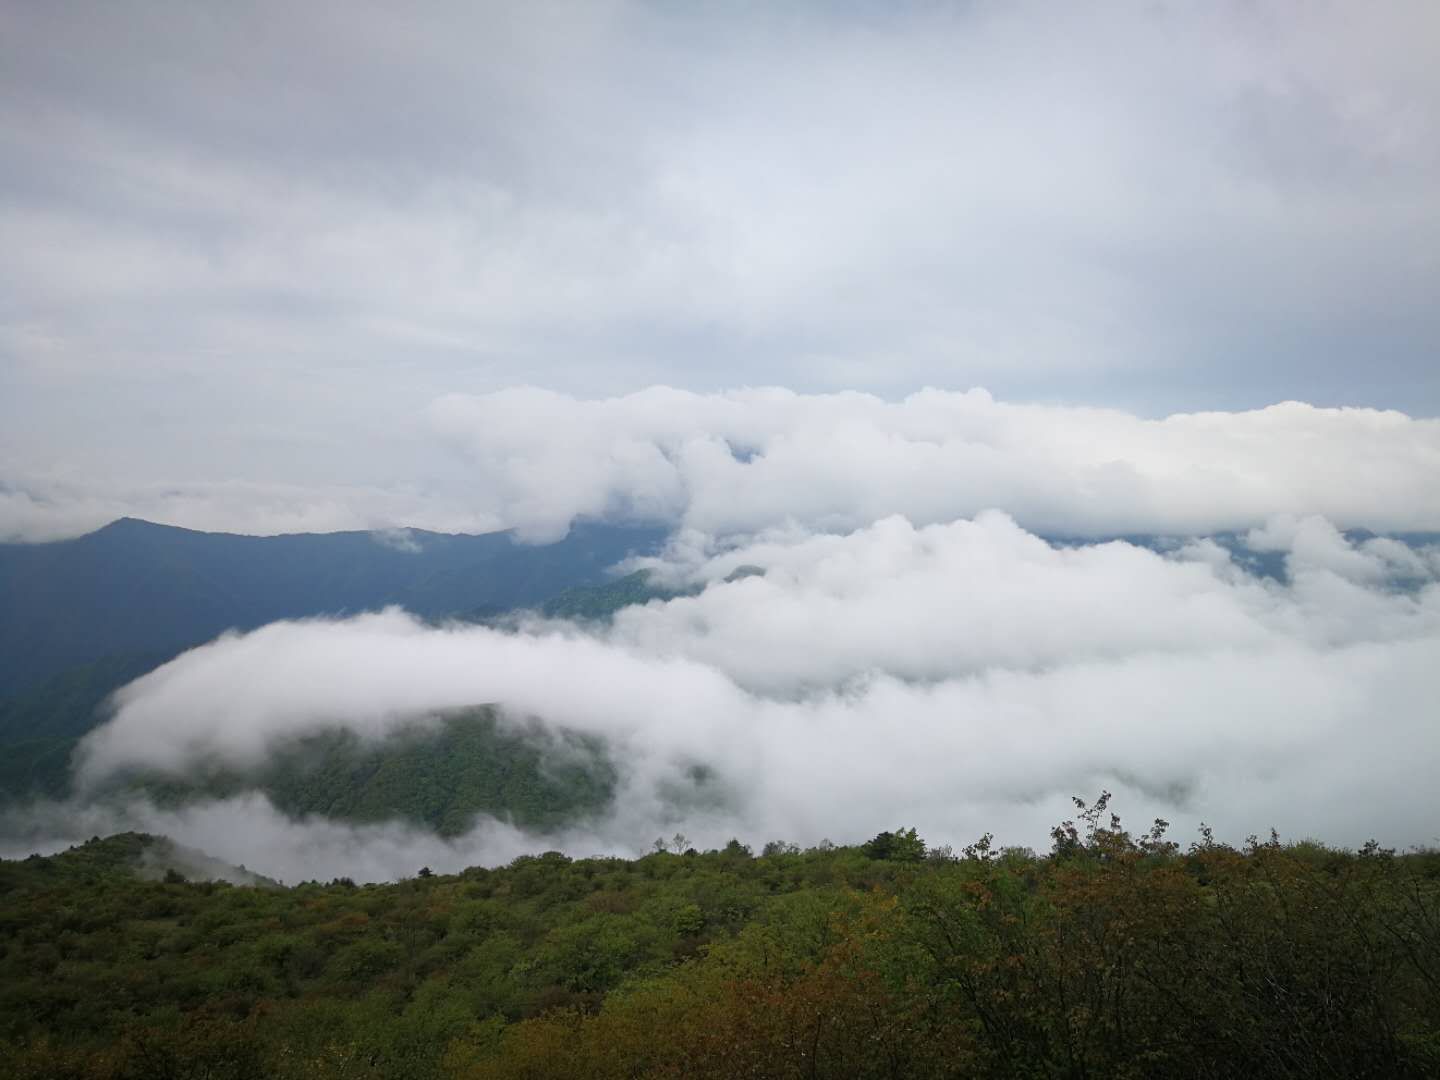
{"left": 3, "top": 2, "right": 1440, "bottom": 878}
{"left": 3, "top": 0, "right": 1439, "bottom": 541}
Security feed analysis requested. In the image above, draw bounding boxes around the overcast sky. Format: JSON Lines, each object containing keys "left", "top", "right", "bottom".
{"left": 3, "top": 1, "right": 1439, "bottom": 539}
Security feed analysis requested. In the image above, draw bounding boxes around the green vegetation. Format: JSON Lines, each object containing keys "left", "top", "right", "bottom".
{"left": 3, "top": 799, "right": 1438, "bottom": 1078}
{"left": 0, "top": 695, "right": 621, "bottom": 837}
{"left": 0, "top": 833, "right": 277, "bottom": 889}
{"left": 537, "top": 571, "right": 681, "bottom": 622}
{"left": 117, "top": 708, "right": 618, "bottom": 837}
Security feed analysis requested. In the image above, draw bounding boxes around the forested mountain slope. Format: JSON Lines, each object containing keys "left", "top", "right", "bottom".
{"left": 117, "top": 707, "right": 618, "bottom": 837}
{"left": 2, "top": 816, "right": 1437, "bottom": 1079}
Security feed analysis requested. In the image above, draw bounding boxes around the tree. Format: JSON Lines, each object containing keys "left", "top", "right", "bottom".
{"left": 863, "top": 827, "right": 926, "bottom": 861}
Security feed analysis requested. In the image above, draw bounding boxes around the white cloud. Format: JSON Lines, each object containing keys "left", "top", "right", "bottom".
{"left": 430, "top": 388, "right": 1440, "bottom": 542}
{"left": 598, "top": 512, "right": 1438, "bottom": 694}
{"left": 371, "top": 527, "right": 424, "bottom": 554}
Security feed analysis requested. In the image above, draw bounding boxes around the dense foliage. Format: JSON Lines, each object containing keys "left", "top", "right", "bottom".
{"left": 3, "top": 801, "right": 1438, "bottom": 1079}
{"left": 534, "top": 571, "right": 679, "bottom": 622}
{"left": 121, "top": 708, "right": 617, "bottom": 836}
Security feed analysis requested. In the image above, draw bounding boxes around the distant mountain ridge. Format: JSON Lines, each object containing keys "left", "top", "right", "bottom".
{"left": 0, "top": 517, "right": 667, "bottom": 698}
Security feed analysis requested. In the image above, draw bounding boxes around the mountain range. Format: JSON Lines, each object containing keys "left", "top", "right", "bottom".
{"left": 0, "top": 516, "right": 666, "bottom": 699}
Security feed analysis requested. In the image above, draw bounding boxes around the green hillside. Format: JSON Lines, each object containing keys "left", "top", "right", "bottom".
{"left": 538, "top": 570, "right": 678, "bottom": 621}
{"left": 2, "top": 832, "right": 278, "bottom": 888}
{"left": 2, "top": 810, "right": 1438, "bottom": 1079}
{"left": 114, "top": 707, "right": 618, "bottom": 837}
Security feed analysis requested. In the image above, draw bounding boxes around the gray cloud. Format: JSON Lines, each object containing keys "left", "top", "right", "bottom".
{"left": 3, "top": 2, "right": 1439, "bottom": 521}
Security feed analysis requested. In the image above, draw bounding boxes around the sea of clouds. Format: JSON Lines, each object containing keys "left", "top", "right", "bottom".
{"left": 44, "top": 519, "right": 1440, "bottom": 880}
{"left": 5, "top": 389, "right": 1440, "bottom": 881}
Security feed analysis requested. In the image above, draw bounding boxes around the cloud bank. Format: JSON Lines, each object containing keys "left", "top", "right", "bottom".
{"left": 7, "top": 387, "right": 1435, "bottom": 544}
{"left": 61, "top": 513, "right": 1440, "bottom": 879}
{"left": 434, "top": 387, "right": 1440, "bottom": 541}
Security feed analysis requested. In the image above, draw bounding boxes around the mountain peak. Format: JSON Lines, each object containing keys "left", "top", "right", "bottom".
{"left": 94, "top": 516, "right": 170, "bottom": 533}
